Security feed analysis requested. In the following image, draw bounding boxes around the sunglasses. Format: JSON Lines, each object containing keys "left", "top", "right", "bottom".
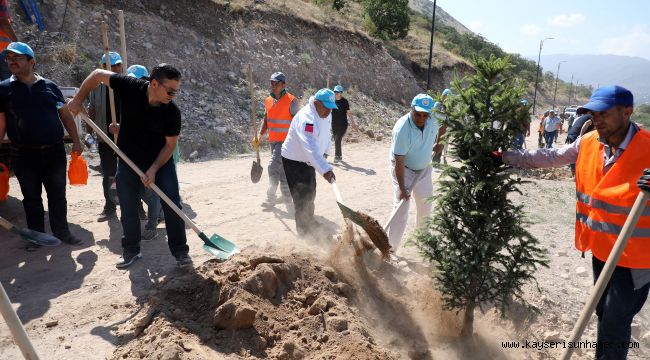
{"left": 160, "top": 84, "right": 179, "bottom": 97}
{"left": 4, "top": 55, "right": 28, "bottom": 63}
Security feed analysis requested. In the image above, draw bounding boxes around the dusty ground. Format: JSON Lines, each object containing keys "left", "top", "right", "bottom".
{"left": 1, "top": 122, "right": 650, "bottom": 359}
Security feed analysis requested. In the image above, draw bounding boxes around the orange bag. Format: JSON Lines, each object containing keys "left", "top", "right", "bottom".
{"left": 0, "top": 163, "right": 9, "bottom": 200}
{"left": 68, "top": 152, "right": 88, "bottom": 186}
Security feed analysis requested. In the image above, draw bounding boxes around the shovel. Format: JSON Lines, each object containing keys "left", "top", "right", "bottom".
{"left": 0, "top": 215, "right": 61, "bottom": 246}
{"left": 78, "top": 113, "right": 238, "bottom": 260}
{"left": 330, "top": 180, "right": 391, "bottom": 258}
{"left": 248, "top": 64, "right": 263, "bottom": 183}
{"left": 383, "top": 168, "right": 428, "bottom": 232}
{"left": 0, "top": 281, "right": 40, "bottom": 360}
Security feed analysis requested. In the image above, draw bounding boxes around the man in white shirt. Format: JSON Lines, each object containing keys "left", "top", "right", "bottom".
{"left": 281, "top": 88, "right": 337, "bottom": 237}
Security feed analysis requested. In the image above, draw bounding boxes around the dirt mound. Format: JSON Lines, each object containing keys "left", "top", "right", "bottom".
{"left": 111, "top": 253, "right": 398, "bottom": 359}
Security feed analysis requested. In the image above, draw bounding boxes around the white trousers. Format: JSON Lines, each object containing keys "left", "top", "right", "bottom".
{"left": 388, "top": 164, "right": 433, "bottom": 249}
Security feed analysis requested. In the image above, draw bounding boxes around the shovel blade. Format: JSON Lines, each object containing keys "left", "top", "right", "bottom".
{"left": 199, "top": 232, "right": 240, "bottom": 255}
{"left": 14, "top": 228, "right": 61, "bottom": 246}
{"left": 202, "top": 244, "right": 231, "bottom": 260}
{"left": 336, "top": 201, "right": 365, "bottom": 227}
{"left": 251, "top": 161, "right": 263, "bottom": 183}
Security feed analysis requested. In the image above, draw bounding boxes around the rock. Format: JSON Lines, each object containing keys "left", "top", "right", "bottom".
{"left": 64, "top": 343, "right": 71, "bottom": 349}
{"left": 189, "top": 150, "right": 199, "bottom": 159}
{"left": 304, "top": 287, "right": 320, "bottom": 305}
{"left": 365, "top": 129, "right": 375, "bottom": 138}
{"left": 308, "top": 296, "right": 334, "bottom": 315}
{"left": 557, "top": 250, "right": 568, "bottom": 256}
{"left": 375, "top": 135, "right": 383, "bottom": 141}
{"left": 321, "top": 266, "right": 337, "bottom": 282}
{"left": 45, "top": 320, "right": 59, "bottom": 328}
{"left": 249, "top": 255, "right": 284, "bottom": 269}
{"left": 334, "top": 282, "right": 354, "bottom": 298}
{"left": 271, "top": 263, "right": 301, "bottom": 284}
{"left": 544, "top": 330, "right": 562, "bottom": 342}
{"left": 327, "top": 317, "right": 348, "bottom": 332}
{"left": 631, "top": 322, "right": 641, "bottom": 339}
{"left": 252, "top": 335, "right": 267, "bottom": 351}
{"left": 243, "top": 264, "right": 279, "bottom": 299}
{"left": 560, "top": 273, "right": 569, "bottom": 280}
{"left": 143, "top": 42, "right": 153, "bottom": 49}
{"left": 213, "top": 299, "right": 257, "bottom": 330}
{"left": 575, "top": 266, "right": 588, "bottom": 277}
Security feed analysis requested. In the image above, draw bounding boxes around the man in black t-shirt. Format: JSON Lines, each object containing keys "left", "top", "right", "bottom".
{"left": 330, "top": 85, "right": 357, "bottom": 162}
{"left": 69, "top": 64, "right": 191, "bottom": 269}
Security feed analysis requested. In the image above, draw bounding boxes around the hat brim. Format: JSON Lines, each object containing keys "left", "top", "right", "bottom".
{"left": 3, "top": 48, "right": 32, "bottom": 57}
{"left": 322, "top": 101, "right": 338, "bottom": 110}
{"left": 578, "top": 100, "right": 614, "bottom": 114}
{"left": 413, "top": 106, "right": 431, "bottom": 113}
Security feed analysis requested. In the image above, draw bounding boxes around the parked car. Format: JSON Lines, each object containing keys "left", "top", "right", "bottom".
{"left": 564, "top": 106, "right": 578, "bottom": 119}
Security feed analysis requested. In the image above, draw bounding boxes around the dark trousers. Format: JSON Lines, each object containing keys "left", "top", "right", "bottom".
{"left": 282, "top": 157, "right": 316, "bottom": 236}
{"left": 332, "top": 125, "right": 347, "bottom": 159}
{"left": 592, "top": 256, "right": 650, "bottom": 360}
{"left": 98, "top": 142, "right": 117, "bottom": 211}
{"left": 544, "top": 130, "right": 557, "bottom": 148}
{"left": 11, "top": 143, "right": 71, "bottom": 238}
{"left": 116, "top": 159, "right": 188, "bottom": 257}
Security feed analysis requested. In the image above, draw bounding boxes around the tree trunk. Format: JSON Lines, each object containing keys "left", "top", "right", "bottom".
{"left": 460, "top": 302, "right": 475, "bottom": 338}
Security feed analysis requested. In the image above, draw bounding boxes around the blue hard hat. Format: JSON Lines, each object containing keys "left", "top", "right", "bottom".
{"left": 3, "top": 42, "right": 35, "bottom": 59}
{"left": 333, "top": 85, "right": 344, "bottom": 93}
{"left": 127, "top": 65, "right": 149, "bottom": 79}
{"left": 314, "top": 88, "right": 338, "bottom": 109}
{"left": 101, "top": 51, "right": 122, "bottom": 66}
{"left": 442, "top": 88, "right": 452, "bottom": 96}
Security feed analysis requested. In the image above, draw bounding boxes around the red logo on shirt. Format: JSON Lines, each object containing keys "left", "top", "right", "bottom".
{"left": 305, "top": 123, "right": 314, "bottom": 133}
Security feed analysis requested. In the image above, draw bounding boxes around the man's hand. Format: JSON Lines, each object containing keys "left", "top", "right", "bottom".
{"left": 109, "top": 123, "right": 120, "bottom": 135}
{"left": 638, "top": 169, "right": 650, "bottom": 193}
{"left": 66, "top": 98, "right": 85, "bottom": 117}
{"left": 251, "top": 137, "right": 260, "bottom": 150}
{"left": 323, "top": 170, "right": 336, "bottom": 183}
{"left": 433, "top": 143, "right": 444, "bottom": 156}
{"left": 141, "top": 168, "right": 157, "bottom": 187}
{"left": 399, "top": 188, "right": 410, "bottom": 201}
{"left": 71, "top": 141, "right": 83, "bottom": 155}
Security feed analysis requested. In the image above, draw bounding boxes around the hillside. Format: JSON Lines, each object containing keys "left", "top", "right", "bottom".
{"left": 538, "top": 54, "right": 650, "bottom": 104}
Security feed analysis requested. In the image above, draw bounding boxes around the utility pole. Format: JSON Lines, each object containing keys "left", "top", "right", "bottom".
{"left": 532, "top": 37, "right": 553, "bottom": 116}
{"left": 552, "top": 60, "right": 567, "bottom": 111}
{"left": 568, "top": 74, "right": 573, "bottom": 106}
{"left": 426, "top": 0, "right": 437, "bottom": 90}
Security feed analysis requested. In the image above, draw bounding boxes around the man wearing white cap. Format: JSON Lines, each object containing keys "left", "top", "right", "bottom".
{"left": 281, "top": 88, "right": 336, "bottom": 237}
{"left": 388, "top": 93, "right": 444, "bottom": 249}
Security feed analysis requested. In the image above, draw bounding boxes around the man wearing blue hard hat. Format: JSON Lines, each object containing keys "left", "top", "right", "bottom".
{"left": 0, "top": 42, "right": 84, "bottom": 246}
{"left": 388, "top": 93, "right": 445, "bottom": 250}
{"left": 86, "top": 51, "right": 126, "bottom": 223}
{"left": 497, "top": 85, "right": 650, "bottom": 359}
{"left": 281, "top": 88, "right": 336, "bottom": 238}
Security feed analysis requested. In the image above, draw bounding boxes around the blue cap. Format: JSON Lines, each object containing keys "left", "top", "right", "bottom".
{"left": 442, "top": 88, "right": 452, "bottom": 96}
{"left": 334, "top": 85, "right": 344, "bottom": 93}
{"left": 520, "top": 99, "right": 529, "bottom": 106}
{"left": 101, "top": 51, "right": 122, "bottom": 66}
{"left": 314, "top": 88, "right": 338, "bottom": 109}
{"left": 127, "top": 65, "right": 149, "bottom": 79}
{"left": 411, "top": 93, "right": 435, "bottom": 113}
{"left": 3, "top": 42, "right": 35, "bottom": 59}
{"left": 270, "top": 72, "right": 286, "bottom": 82}
{"left": 578, "top": 85, "right": 633, "bottom": 113}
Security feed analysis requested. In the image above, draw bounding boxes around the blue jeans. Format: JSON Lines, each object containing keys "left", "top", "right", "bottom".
{"left": 142, "top": 188, "right": 161, "bottom": 231}
{"left": 10, "top": 143, "right": 72, "bottom": 238}
{"left": 592, "top": 256, "right": 650, "bottom": 360}
{"left": 544, "top": 130, "right": 557, "bottom": 148}
{"left": 512, "top": 132, "right": 525, "bottom": 150}
{"left": 116, "top": 159, "right": 188, "bottom": 257}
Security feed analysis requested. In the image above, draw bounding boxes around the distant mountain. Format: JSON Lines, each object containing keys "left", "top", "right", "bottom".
{"left": 409, "top": 0, "right": 472, "bottom": 35}
{"left": 534, "top": 54, "right": 650, "bottom": 104}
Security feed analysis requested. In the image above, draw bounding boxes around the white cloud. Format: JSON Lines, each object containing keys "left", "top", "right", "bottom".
{"left": 547, "top": 13, "right": 586, "bottom": 28}
{"left": 599, "top": 25, "right": 650, "bottom": 59}
{"left": 467, "top": 21, "right": 481, "bottom": 32}
{"left": 521, "top": 24, "right": 542, "bottom": 36}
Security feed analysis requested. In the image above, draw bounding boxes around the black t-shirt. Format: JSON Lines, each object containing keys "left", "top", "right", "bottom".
{"left": 109, "top": 74, "right": 181, "bottom": 169}
{"left": 331, "top": 97, "right": 350, "bottom": 128}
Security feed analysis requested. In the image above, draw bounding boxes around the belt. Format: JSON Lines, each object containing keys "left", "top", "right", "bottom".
{"left": 10, "top": 141, "right": 63, "bottom": 150}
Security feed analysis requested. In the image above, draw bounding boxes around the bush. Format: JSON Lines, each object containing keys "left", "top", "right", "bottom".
{"left": 363, "top": 0, "right": 410, "bottom": 40}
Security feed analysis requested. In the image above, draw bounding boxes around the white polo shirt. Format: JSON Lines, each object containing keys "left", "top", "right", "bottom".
{"left": 281, "top": 97, "right": 333, "bottom": 175}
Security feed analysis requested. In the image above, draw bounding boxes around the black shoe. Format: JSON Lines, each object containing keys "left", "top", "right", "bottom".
{"left": 56, "top": 233, "right": 83, "bottom": 245}
{"left": 116, "top": 252, "right": 142, "bottom": 269}
{"left": 175, "top": 253, "right": 193, "bottom": 268}
{"left": 97, "top": 209, "right": 117, "bottom": 222}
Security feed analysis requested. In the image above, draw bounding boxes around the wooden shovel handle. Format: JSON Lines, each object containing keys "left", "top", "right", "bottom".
{"left": 248, "top": 64, "right": 260, "bottom": 158}
{"left": 0, "top": 282, "right": 39, "bottom": 360}
{"left": 101, "top": 22, "right": 119, "bottom": 143}
{"left": 118, "top": 10, "right": 128, "bottom": 73}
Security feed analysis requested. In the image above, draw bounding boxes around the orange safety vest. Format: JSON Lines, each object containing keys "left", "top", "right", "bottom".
{"left": 265, "top": 92, "right": 296, "bottom": 143}
{"left": 574, "top": 129, "right": 650, "bottom": 268}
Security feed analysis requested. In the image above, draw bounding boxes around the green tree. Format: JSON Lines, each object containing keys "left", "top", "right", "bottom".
{"left": 413, "top": 55, "right": 549, "bottom": 338}
{"left": 363, "top": 0, "right": 410, "bottom": 40}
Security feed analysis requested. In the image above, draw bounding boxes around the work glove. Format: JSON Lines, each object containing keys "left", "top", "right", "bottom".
{"left": 251, "top": 137, "right": 260, "bottom": 150}
{"left": 488, "top": 150, "right": 503, "bottom": 166}
{"left": 638, "top": 168, "right": 650, "bottom": 193}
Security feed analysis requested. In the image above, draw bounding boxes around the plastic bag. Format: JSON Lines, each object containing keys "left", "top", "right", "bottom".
{"left": 68, "top": 152, "right": 88, "bottom": 186}
{"left": 0, "top": 163, "right": 9, "bottom": 200}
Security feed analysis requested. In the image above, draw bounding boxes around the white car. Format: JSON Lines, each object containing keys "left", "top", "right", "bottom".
{"left": 564, "top": 106, "right": 578, "bottom": 119}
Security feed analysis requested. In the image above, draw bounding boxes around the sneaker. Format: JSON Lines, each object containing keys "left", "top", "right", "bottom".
{"left": 141, "top": 228, "right": 158, "bottom": 241}
{"left": 97, "top": 209, "right": 117, "bottom": 222}
{"left": 115, "top": 252, "right": 142, "bottom": 269}
{"left": 175, "top": 253, "right": 193, "bottom": 268}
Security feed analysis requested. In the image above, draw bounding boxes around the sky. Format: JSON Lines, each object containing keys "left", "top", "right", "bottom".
{"left": 434, "top": 0, "right": 650, "bottom": 61}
